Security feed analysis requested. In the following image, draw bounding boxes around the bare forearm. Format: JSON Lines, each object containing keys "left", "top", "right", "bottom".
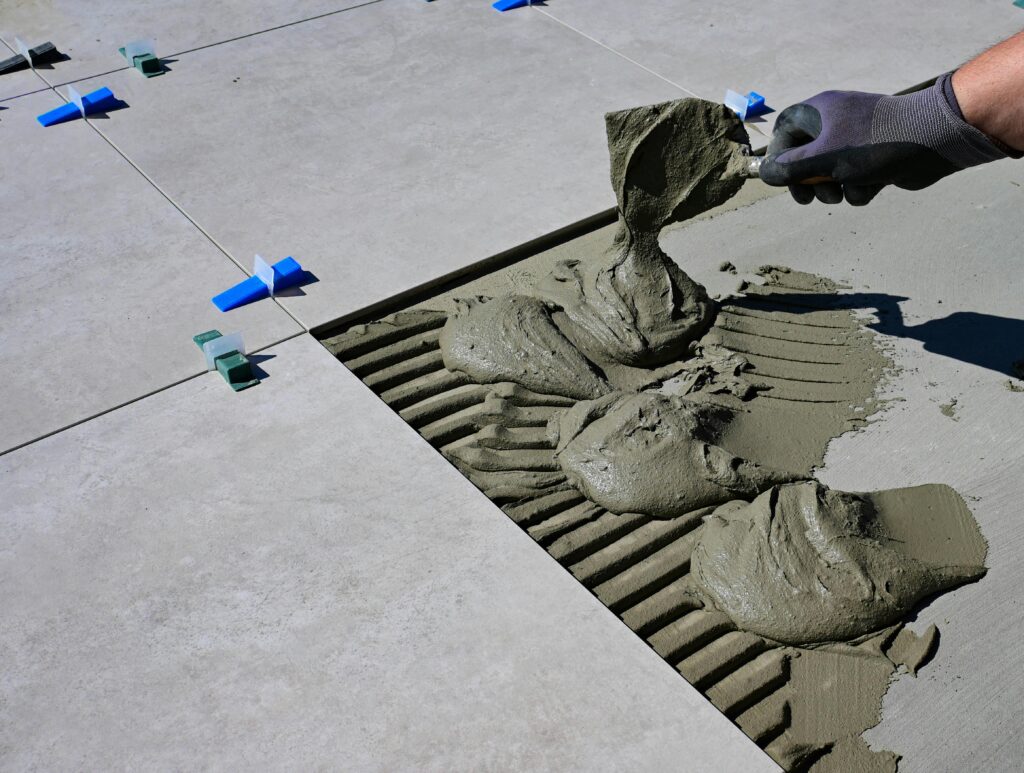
{"left": 952, "top": 30, "right": 1024, "bottom": 151}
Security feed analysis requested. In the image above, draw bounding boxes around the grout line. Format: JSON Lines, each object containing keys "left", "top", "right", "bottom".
{"left": 164, "top": 0, "right": 388, "bottom": 60}
{"left": 16, "top": 0, "right": 389, "bottom": 92}
{"left": 36, "top": 64, "right": 309, "bottom": 331}
{"left": 532, "top": 7, "right": 703, "bottom": 99}
{"left": 532, "top": 6, "right": 773, "bottom": 144}
{"left": 85, "top": 117, "right": 309, "bottom": 328}
{"left": 0, "top": 84, "right": 51, "bottom": 103}
{"left": 0, "top": 330, "right": 307, "bottom": 459}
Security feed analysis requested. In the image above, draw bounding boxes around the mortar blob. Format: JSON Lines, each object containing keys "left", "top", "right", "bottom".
{"left": 439, "top": 295, "right": 611, "bottom": 400}
{"left": 549, "top": 392, "right": 799, "bottom": 518}
{"left": 691, "top": 481, "right": 987, "bottom": 645}
{"left": 438, "top": 97, "right": 754, "bottom": 391}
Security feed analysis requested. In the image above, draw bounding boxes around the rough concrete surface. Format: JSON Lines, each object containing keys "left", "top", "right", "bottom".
{"left": 0, "top": 334, "right": 778, "bottom": 772}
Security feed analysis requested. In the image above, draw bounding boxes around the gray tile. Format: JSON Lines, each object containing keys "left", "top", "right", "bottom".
{"left": 0, "top": 0, "right": 371, "bottom": 88}
{"left": 660, "top": 161, "right": 1024, "bottom": 770}
{"left": 0, "top": 334, "right": 778, "bottom": 772}
{"left": 536, "top": 1, "right": 1023, "bottom": 136}
{"left": 0, "top": 90, "right": 301, "bottom": 453}
{"left": 70, "top": 0, "right": 687, "bottom": 330}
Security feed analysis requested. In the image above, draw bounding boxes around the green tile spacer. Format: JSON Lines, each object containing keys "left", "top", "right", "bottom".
{"left": 133, "top": 52, "right": 162, "bottom": 77}
{"left": 215, "top": 351, "right": 260, "bottom": 392}
{"left": 193, "top": 329, "right": 223, "bottom": 348}
{"left": 118, "top": 41, "right": 162, "bottom": 77}
{"left": 192, "top": 330, "right": 259, "bottom": 391}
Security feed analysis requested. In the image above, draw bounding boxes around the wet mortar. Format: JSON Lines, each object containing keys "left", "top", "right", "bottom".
{"left": 316, "top": 98, "right": 987, "bottom": 772}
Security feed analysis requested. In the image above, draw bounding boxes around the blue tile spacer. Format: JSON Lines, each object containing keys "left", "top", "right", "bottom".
{"left": 37, "top": 86, "right": 121, "bottom": 126}
{"left": 212, "top": 256, "right": 305, "bottom": 312}
{"left": 37, "top": 101, "right": 80, "bottom": 126}
{"left": 82, "top": 86, "right": 119, "bottom": 113}
{"left": 493, "top": 0, "right": 534, "bottom": 11}
{"left": 724, "top": 89, "right": 770, "bottom": 120}
{"left": 746, "top": 91, "right": 767, "bottom": 117}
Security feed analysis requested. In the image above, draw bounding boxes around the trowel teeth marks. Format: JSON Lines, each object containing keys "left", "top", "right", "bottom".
{"left": 705, "top": 649, "right": 792, "bottom": 718}
{"left": 400, "top": 385, "right": 490, "bottom": 428}
{"left": 619, "top": 577, "right": 704, "bottom": 638}
{"left": 362, "top": 349, "right": 445, "bottom": 392}
{"left": 649, "top": 609, "right": 736, "bottom": 664}
{"left": 447, "top": 446, "right": 560, "bottom": 473}
{"left": 347, "top": 329, "right": 442, "bottom": 377}
{"left": 736, "top": 690, "right": 791, "bottom": 747}
{"left": 568, "top": 514, "right": 704, "bottom": 588}
{"left": 526, "top": 500, "right": 605, "bottom": 545}
{"left": 677, "top": 630, "right": 768, "bottom": 691}
{"left": 592, "top": 528, "right": 701, "bottom": 612}
{"left": 322, "top": 309, "right": 446, "bottom": 360}
{"left": 475, "top": 425, "right": 553, "bottom": 450}
{"left": 381, "top": 370, "right": 471, "bottom": 411}
{"left": 323, "top": 261, "right": 903, "bottom": 769}
{"left": 503, "top": 487, "right": 587, "bottom": 528}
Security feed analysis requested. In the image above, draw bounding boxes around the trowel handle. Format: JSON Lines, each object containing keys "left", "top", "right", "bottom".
{"left": 745, "top": 158, "right": 835, "bottom": 185}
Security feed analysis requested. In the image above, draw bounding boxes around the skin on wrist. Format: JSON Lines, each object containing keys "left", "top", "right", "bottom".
{"left": 951, "top": 30, "right": 1024, "bottom": 152}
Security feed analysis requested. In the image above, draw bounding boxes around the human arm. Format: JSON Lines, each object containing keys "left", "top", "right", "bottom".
{"left": 759, "top": 30, "right": 1024, "bottom": 205}
{"left": 953, "top": 30, "right": 1024, "bottom": 151}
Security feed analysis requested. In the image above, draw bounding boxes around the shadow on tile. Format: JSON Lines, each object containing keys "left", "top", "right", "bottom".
{"left": 274, "top": 269, "right": 319, "bottom": 299}
{"left": 248, "top": 353, "right": 275, "bottom": 381}
{"left": 31, "top": 51, "right": 72, "bottom": 70}
{"left": 86, "top": 96, "right": 130, "bottom": 119}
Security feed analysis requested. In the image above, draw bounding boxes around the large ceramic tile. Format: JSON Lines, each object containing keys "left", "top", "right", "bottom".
{"left": 0, "top": 90, "right": 301, "bottom": 453}
{"left": 660, "top": 162, "right": 1024, "bottom": 770}
{"left": 536, "top": 1, "right": 1023, "bottom": 135}
{"left": 0, "top": 0, "right": 370, "bottom": 87}
{"left": 72, "top": 0, "right": 687, "bottom": 330}
{"left": 0, "top": 334, "right": 778, "bottom": 772}
{"left": 0, "top": 38, "right": 51, "bottom": 101}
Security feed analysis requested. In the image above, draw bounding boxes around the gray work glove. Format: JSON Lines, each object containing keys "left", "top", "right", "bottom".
{"left": 759, "top": 72, "right": 1015, "bottom": 205}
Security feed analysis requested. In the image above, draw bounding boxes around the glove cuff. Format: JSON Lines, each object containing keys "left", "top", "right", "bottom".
{"left": 874, "top": 72, "right": 1012, "bottom": 169}
{"left": 939, "top": 71, "right": 1023, "bottom": 160}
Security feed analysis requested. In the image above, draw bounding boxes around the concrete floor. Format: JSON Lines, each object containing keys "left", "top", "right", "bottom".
{"left": 1, "top": 1, "right": 1021, "bottom": 769}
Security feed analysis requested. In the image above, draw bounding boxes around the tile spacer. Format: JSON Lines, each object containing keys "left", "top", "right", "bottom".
{"left": 493, "top": 0, "right": 535, "bottom": 11}
{"left": 725, "top": 89, "right": 769, "bottom": 120}
{"left": 0, "top": 40, "right": 62, "bottom": 75}
{"left": 118, "top": 40, "right": 162, "bottom": 77}
{"left": 37, "top": 85, "right": 122, "bottom": 126}
{"left": 192, "top": 330, "right": 260, "bottom": 391}
{"left": 212, "top": 255, "right": 304, "bottom": 312}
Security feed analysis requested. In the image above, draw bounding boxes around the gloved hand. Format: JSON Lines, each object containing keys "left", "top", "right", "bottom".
{"left": 759, "top": 72, "right": 1014, "bottom": 205}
